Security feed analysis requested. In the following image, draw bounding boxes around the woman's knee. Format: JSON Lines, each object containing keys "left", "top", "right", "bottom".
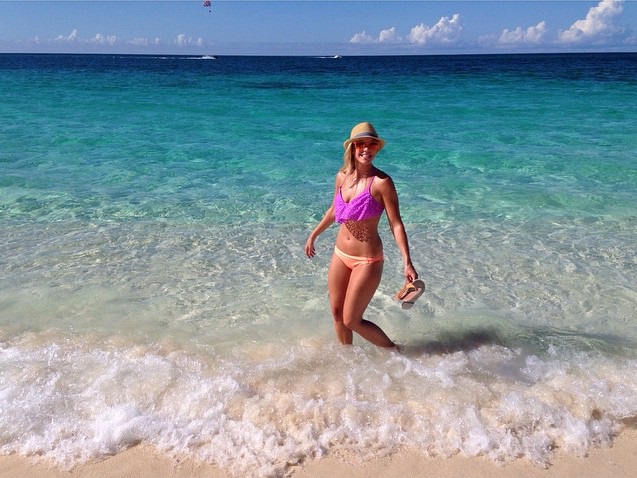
{"left": 330, "top": 303, "right": 344, "bottom": 323}
{"left": 342, "top": 314, "right": 360, "bottom": 330}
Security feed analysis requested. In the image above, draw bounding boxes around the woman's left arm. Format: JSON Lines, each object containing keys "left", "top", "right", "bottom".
{"left": 380, "top": 176, "right": 419, "bottom": 283}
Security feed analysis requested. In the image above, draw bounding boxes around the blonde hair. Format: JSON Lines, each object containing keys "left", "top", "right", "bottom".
{"left": 341, "top": 144, "right": 355, "bottom": 175}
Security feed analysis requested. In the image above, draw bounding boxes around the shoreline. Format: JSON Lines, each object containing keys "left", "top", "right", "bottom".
{"left": 1, "top": 428, "right": 635, "bottom": 478}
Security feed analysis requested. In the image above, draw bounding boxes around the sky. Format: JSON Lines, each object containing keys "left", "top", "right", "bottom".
{"left": 1, "top": 0, "right": 636, "bottom": 55}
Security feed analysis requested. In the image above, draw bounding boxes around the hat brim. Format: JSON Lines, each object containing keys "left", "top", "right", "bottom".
{"left": 343, "top": 135, "right": 386, "bottom": 150}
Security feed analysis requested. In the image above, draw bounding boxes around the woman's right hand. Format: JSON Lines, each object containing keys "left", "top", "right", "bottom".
{"left": 305, "top": 236, "right": 316, "bottom": 258}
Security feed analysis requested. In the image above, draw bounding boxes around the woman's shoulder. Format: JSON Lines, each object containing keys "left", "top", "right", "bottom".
{"left": 372, "top": 168, "right": 394, "bottom": 187}
{"left": 373, "top": 167, "right": 390, "bottom": 180}
{"left": 371, "top": 168, "right": 397, "bottom": 201}
{"left": 334, "top": 170, "right": 347, "bottom": 188}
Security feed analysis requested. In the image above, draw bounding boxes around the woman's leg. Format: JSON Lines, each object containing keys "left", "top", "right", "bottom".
{"left": 342, "top": 261, "right": 395, "bottom": 348}
{"left": 327, "top": 253, "right": 354, "bottom": 345}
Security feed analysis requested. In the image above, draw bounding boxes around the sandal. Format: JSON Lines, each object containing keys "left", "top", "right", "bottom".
{"left": 394, "top": 279, "right": 425, "bottom": 309}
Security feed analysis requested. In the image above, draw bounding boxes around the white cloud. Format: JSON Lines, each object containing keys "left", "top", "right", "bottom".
{"left": 350, "top": 31, "right": 375, "bottom": 44}
{"left": 55, "top": 29, "right": 79, "bottom": 43}
{"left": 408, "top": 14, "right": 463, "bottom": 45}
{"left": 89, "top": 33, "right": 117, "bottom": 46}
{"left": 499, "top": 21, "right": 547, "bottom": 45}
{"left": 129, "top": 37, "right": 161, "bottom": 47}
{"left": 52, "top": 29, "right": 117, "bottom": 46}
{"left": 13, "top": 27, "right": 210, "bottom": 53}
{"left": 559, "top": 0, "right": 626, "bottom": 44}
{"left": 175, "top": 33, "right": 204, "bottom": 47}
{"left": 44, "top": 29, "right": 204, "bottom": 51}
{"left": 378, "top": 27, "right": 402, "bottom": 44}
{"left": 350, "top": 14, "right": 462, "bottom": 46}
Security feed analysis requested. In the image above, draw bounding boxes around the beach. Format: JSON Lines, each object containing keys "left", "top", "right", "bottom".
{"left": 2, "top": 427, "right": 636, "bottom": 477}
{"left": 1, "top": 53, "right": 636, "bottom": 478}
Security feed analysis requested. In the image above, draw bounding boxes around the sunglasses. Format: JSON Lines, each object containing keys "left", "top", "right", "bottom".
{"left": 354, "top": 140, "right": 380, "bottom": 149}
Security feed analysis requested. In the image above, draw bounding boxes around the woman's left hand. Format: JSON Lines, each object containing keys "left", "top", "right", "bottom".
{"left": 404, "top": 263, "right": 418, "bottom": 283}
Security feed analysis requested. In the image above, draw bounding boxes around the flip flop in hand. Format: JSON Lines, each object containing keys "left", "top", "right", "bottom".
{"left": 394, "top": 279, "right": 426, "bottom": 310}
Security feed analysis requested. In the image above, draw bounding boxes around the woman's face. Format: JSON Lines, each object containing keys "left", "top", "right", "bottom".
{"left": 353, "top": 140, "right": 380, "bottom": 165}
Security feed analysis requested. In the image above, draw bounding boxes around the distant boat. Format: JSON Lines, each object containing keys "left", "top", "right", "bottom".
{"left": 201, "top": 55, "right": 218, "bottom": 60}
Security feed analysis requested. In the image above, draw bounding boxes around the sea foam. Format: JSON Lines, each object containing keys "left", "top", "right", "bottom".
{"left": 1, "top": 332, "right": 635, "bottom": 477}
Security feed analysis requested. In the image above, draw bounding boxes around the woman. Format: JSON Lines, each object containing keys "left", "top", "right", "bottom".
{"left": 305, "top": 122, "right": 418, "bottom": 348}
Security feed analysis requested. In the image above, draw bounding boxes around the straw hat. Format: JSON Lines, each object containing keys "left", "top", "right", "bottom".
{"left": 343, "top": 122, "right": 385, "bottom": 150}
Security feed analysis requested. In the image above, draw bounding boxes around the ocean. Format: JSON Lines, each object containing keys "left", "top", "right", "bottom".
{"left": 1, "top": 52, "right": 636, "bottom": 477}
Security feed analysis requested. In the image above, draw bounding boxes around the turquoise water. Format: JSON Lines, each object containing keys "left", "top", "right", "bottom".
{"left": 1, "top": 53, "right": 637, "bottom": 476}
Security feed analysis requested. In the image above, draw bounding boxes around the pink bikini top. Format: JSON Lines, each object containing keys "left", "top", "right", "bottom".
{"left": 334, "top": 176, "right": 385, "bottom": 224}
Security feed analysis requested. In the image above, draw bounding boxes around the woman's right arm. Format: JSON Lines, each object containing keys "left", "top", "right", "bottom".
{"left": 305, "top": 173, "right": 342, "bottom": 258}
{"left": 305, "top": 203, "right": 335, "bottom": 258}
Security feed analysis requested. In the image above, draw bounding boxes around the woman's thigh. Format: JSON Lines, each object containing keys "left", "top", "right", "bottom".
{"left": 342, "top": 261, "right": 383, "bottom": 323}
{"left": 327, "top": 253, "right": 351, "bottom": 315}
